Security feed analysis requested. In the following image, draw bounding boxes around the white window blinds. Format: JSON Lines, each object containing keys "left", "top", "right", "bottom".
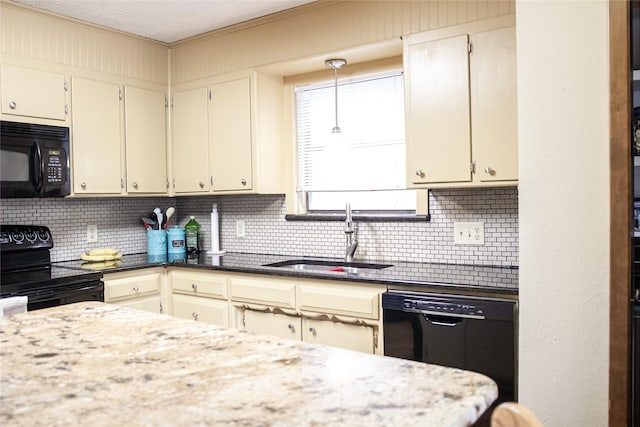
{"left": 295, "top": 71, "right": 406, "bottom": 194}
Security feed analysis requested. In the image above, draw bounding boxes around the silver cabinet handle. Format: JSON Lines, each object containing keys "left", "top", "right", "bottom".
{"left": 308, "top": 327, "right": 317, "bottom": 335}
{"left": 240, "top": 178, "right": 247, "bottom": 186}
{"left": 484, "top": 167, "right": 495, "bottom": 176}
{"left": 132, "top": 285, "right": 139, "bottom": 292}
{"left": 191, "top": 283, "right": 198, "bottom": 291}
{"left": 192, "top": 312, "right": 198, "bottom": 320}
{"left": 9, "top": 101, "right": 16, "bottom": 109}
{"left": 288, "top": 324, "right": 296, "bottom": 332}
{"left": 132, "top": 182, "right": 138, "bottom": 189}
{"left": 199, "top": 182, "right": 205, "bottom": 188}
{"left": 415, "top": 169, "right": 425, "bottom": 178}
{"left": 81, "top": 182, "right": 87, "bottom": 190}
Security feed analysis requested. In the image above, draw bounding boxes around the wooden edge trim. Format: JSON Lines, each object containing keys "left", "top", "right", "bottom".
{"left": 609, "top": 1, "right": 632, "bottom": 426}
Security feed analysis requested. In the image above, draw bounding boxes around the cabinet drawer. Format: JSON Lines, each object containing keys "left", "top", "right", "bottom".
{"left": 105, "top": 273, "right": 160, "bottom": 301}
{"left": 172, "top": 294, "right": 229, "bottom": 327}
{"left": 242, "top": 309, "right": 301, "bottom": 341}
{"left": 230, "top": 276, "right": 296, "bottom": 309}
{"left": 171, "top": 270, "right": 228, "bottom": 299}
{"left": 303, "top": 317, "right": 375, "bottom": 354}
{"left": 298, "top": 284, "right": 381, "bottom": 320}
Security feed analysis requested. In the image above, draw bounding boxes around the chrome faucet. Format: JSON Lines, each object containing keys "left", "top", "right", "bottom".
{"left": 344, "top": 202, "right": 358, "bottom": 262}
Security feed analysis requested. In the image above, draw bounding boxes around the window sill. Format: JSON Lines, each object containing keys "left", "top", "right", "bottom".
{"left": 284, "top": 213, "right": 430, "bottom": 222}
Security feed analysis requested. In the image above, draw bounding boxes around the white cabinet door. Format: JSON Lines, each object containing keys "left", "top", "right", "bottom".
{"left": 209, "top": 77, "right": 253, "bottom": 192}
{"left": 124, "top": 86, "right": 167, "bottom": 194}
{"left": 172, "top": 293, "right": 229, "bottom": 327}
{"left": 171, "top": 87, "right": 210, "bottom": 193}
{"left": 302, "top": 317, "right": 376, "bottom": 354}
{"left": 1, "top": 64, "right": 66, "bottom": 121}
{"left": 472, "top": 26, "right": 518, "bottom": 182}
{"left": 242, "top": 309, "right": 301, "bottom": 341}
{"left": 71, "top": 77, "right": 123, "bottom": 194}
{"left": 405, "top": 34, "right": 472, "bottom": 185}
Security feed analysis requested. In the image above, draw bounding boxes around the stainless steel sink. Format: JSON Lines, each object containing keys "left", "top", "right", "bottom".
{"left": 263, "top": 259, "right": 393, "bottom": 274}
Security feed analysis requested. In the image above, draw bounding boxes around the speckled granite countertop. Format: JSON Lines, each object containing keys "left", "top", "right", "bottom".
{"left": 0, "top": 302, "right": 497, "bottom": 426}
{"left": 55, "top": 252, "right": 518, "bottom": 296}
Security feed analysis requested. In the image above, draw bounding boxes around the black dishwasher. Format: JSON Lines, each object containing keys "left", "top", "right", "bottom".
{"left": 382, "top": 290, "right": 517, "bottom": 424}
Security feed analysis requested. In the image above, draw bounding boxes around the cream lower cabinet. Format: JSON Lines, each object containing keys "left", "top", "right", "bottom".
{"left": 103, "top": 268, "right": 164, "bottom": 314}
{"left": 241, "top": 309, "right": 301, "bottom": 341}
{"left": 404, "top": 16, "right": 517, "bottom": 188}
{"left": 229, "top": 273, "right": 383, "bottom": 355}
{"left": 169, "top": 269, "right": 230, "bottom": 327}
{"left": 302, "top": 317, "right": 376, "bottom": 354}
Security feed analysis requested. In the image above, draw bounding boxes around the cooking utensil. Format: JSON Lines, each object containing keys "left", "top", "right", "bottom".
{"left": 164, "top": 207, "right": 175, "bottom": 229}
{"left": 141, "top": 217, "right": 155, "bottom": 230}
{"left": 154, "top": 208, "right": 163, "bottom": 231}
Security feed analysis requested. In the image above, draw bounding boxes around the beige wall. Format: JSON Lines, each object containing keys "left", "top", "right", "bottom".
{"left": 0, "top": 1, "right": 168, "bottom": 85}
{"left": 516, "top": 1, "right": 610, "bottom": 425}
{"left": 169, "top": 0, "right": 515, "bottom": 83}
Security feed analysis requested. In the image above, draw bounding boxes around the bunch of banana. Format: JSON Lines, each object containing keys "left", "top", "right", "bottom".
{"left": 80, "top": 248, "right": 123, "bottom": 262}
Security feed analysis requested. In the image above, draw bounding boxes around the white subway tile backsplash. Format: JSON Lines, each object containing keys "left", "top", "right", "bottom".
{"left": 0, "top": 187, "right": 518, "bottom": 266}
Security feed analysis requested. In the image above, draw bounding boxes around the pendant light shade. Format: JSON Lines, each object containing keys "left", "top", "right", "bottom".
{"left": 325, "top": 58, "right": 347, "bottom": 134}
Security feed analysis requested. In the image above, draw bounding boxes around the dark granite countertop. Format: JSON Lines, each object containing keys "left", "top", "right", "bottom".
{"left": 55, "top": 252, "right": 518, "bottom": 296}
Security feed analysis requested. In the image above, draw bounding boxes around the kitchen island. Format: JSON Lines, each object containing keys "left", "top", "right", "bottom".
{"left": 0, "top": 302, "right": 497, "bottom": 426}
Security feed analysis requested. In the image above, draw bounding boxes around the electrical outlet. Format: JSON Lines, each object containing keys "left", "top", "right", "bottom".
{"left": 453, "top": 222, "right": 484, "bottom": 245}
{"left": 236, "top": 220, "right": 246, "bottom": 238}
{"left": 87, "top": 224, "right": 98, "bottom": 243}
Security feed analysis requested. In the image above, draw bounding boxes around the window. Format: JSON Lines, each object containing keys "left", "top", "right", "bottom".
{"left": 295, "top": 70, "right": 414, "bottom": 212}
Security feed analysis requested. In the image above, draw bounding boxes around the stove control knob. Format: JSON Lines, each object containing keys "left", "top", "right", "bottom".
{"left": 25, "top": 231, "right": 37, "bottom": 242}
{"left": 37, "top": 231, "right": 50, "bottom": 242}
{"left": 11, "top": 232, "right": 24, "bottom": 243}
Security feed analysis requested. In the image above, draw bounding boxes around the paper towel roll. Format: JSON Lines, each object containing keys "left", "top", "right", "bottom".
{"left": 208, "top": 203, "right": 225, "bottom": 255}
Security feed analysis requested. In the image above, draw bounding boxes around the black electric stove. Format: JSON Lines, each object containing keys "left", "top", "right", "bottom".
{"left": 0, "top": 225, "right": 104, "bottom": 311}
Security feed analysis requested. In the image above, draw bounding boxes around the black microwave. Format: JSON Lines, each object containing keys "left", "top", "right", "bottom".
{"left": 0, "top": 121, "right": 70, "bottom": 198}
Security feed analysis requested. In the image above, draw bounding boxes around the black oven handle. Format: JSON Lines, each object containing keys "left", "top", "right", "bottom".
{"left": 32, "top": 142, "right": 44, "bottom": 192}
{"left": 424, "top": 315, "right": 464, "bottom": 327}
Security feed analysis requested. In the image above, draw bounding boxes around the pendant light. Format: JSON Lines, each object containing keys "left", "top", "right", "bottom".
{"left": 325, "top": 58, "right": 347, "bottom": 134}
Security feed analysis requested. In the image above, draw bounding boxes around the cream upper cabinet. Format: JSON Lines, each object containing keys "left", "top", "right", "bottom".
{"left": 209, "top": 77, "right": 252, "bottom": 191}
{"left": 1, "top": 64, "right": 67, "bottom": 121}
{"left": 124, "top": 86, "right": 168, "bottom": 194}
{"left": 71, "top": 76, "right": 124, "bottom": 194}
{"left": 472, "top": 26, "right": 518, "bottom": 182}
{"left": 171, "top": 70, "right": 283, "bottom": 195}
{"left": 171, "top": 87, "right": 210, "bottom": 193}
{"left": 405, "top": 34, "right": 472, "bottom": 185}
{"left": 404, "top": 16, "right": 517, "bottom": 188}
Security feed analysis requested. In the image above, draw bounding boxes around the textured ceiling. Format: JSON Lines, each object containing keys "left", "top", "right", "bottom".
{"left": 11, "top": 0, "right": 316, "bottom": 43}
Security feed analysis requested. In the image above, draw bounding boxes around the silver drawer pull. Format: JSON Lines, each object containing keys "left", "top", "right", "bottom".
{"left": 240, "top": 178, "right": 247, "bottom": 186}
{"left": 132, "top": 285, "right": 139, "bottom": 292}
{"left": 308, "top": 327, "right": 316, "bottom": 335}
{"left": 9, "top": 101, "right": 16, "bottom": 109}
{"left": 191, "top": 283, "right": 197, "bottom": 291}
{"left": 288, "top": 324, "right": 295, "bottom": 332}
{"left": 415, "top": 169, "right": 425, "bottom": 178}
{"left": 192, "top": 312, "right": 198, "bottom": 320}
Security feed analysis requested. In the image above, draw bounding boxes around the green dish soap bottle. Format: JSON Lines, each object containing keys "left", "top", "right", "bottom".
{"left": 185, "top": 216, "right": 200, "bottom": 253}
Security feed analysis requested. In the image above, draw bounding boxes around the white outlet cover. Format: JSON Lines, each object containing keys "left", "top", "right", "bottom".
{"left": 453, "top": 222, "right": 485, "bottom": 245}
{"left": 87, "top": 224, "right": 98, "bottom": 243}
{"left": 236, "top": 220, "right": 246, "bottom": 238}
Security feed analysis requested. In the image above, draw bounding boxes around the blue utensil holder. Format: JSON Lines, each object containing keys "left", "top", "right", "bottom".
{"left": 167, "top": 227, "right": 186, "bottom": 257}
{"left": 147, "top": 229, "right": 167, "bottom": 257}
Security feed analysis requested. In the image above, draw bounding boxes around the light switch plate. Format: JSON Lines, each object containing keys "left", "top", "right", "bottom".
{"left": 236, "top": 220, "right": 246, "bottom": 238}
{"left": 453, "top": 222, "right": 484, "bottom": 245}
{"left": 87, "top": 224, "right": 98, "bottom": 243}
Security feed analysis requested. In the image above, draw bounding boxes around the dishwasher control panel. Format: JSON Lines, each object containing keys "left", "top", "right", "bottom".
{"left": 382, "top": 290, "right": 516, "bottom": 321}
{"left": 403, "top": 299, "right": 485, "bottom": 318}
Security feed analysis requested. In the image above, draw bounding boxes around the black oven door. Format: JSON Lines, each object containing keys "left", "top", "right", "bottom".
{"left": 0, "top": 121, "right": 70, "bottom": 198}
{"left": 26, "top": 281, "right": 104, "bottom": 311}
